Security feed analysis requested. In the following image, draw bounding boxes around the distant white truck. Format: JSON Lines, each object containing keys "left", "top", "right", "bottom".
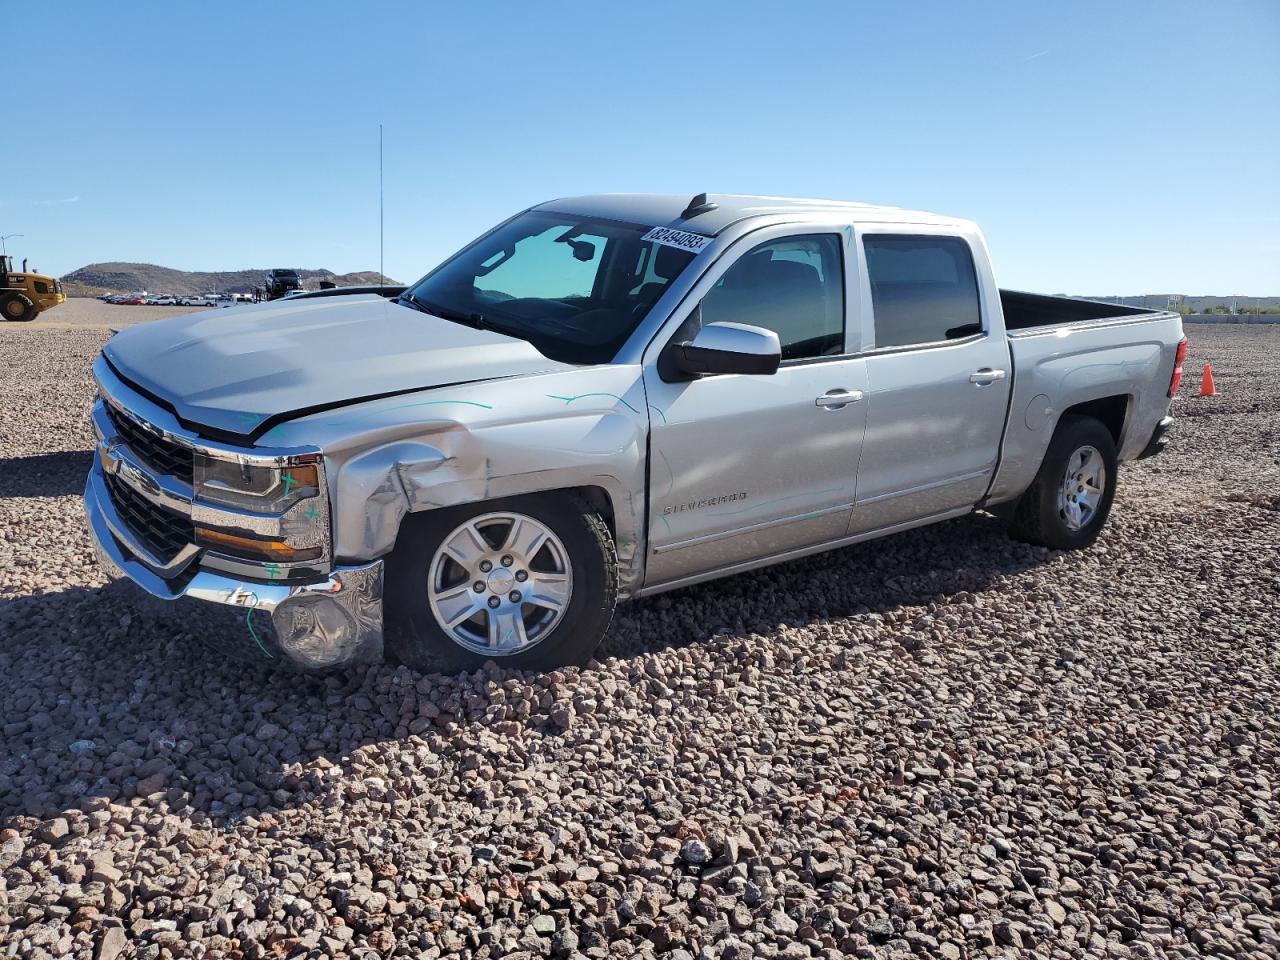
{"left": 85, "top": 194, "right": 1186, "bottom": 673}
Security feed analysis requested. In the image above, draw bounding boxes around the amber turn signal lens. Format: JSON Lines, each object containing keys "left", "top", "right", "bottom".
{"left": 195, "top": 526, "right": 322, "bottom": 562}
{"left": 280, "top": 463, "right": 319, "bottom": 493}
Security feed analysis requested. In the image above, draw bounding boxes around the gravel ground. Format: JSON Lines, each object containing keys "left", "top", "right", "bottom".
{"left": 1, "top": 308, "right": 1277, "bottom": 960}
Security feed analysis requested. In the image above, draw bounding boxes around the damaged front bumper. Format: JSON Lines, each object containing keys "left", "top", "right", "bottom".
{"left": 85, "top": 467, "right": 384, "bottom": 669}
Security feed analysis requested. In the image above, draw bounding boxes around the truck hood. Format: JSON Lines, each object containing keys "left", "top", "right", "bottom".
{"left": 102, "top": 294, "right": 571, "bottom": 440}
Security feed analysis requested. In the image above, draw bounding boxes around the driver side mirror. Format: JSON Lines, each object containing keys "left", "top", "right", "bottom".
{"left": 665, "top": 322, "right": 782, "bottom": 380}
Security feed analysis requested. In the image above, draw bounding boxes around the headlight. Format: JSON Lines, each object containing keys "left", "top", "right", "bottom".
{"left": 194, "top": 454, "right": 320, "bottom": 512}
{"left": 192, "top": 453, "right": 327, "bottom": 567}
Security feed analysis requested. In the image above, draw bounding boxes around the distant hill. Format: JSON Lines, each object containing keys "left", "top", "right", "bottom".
{"left": 61, "top": 262, "right": 399, "bottom": 297}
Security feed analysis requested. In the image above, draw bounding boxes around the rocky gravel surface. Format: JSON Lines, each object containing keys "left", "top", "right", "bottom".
{"left": 1, "top": 311, "right": 1278, "bottom": 959}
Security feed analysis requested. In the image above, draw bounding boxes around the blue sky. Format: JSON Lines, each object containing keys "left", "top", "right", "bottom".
{"left": 6, "top": 1, "right": 1277, "bottom": 293}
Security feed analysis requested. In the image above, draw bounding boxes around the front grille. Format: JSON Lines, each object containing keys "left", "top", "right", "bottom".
{"left": 106, "top": 405, "right": 194, "bottom": 484}
{"left": 104, "top": 472, "right": 195, "bottom": 562}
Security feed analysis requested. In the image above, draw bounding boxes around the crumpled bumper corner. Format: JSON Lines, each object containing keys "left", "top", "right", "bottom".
{"left": 85, "top": 471, "right": 384, "bottom": 670}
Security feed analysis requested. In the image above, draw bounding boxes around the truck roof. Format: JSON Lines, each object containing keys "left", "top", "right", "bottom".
{"left": 536, "top": 193, "right": 968, "bottom": 235}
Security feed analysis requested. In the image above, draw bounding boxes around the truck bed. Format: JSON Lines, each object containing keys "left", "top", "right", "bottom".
{"left": 985, "top": 302, "right": 1184, "bottom": 506}
{"left": 1000, "top": 289, "right": 1156, "bottom": 331}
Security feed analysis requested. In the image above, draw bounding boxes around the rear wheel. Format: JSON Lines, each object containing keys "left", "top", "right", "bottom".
{"left": 1, "top": 292, "right": 37, "bottom": 322}
{"left": 1009, "top": 414, "right": 1118, "bottom": 550}
{"left": 385, "top": 494, "right": 617, "bottom": 672}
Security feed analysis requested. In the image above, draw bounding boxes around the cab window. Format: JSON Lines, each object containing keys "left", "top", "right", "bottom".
{"left": 865, "top": 235, "right": 982, "bottom": 347}
{"left": 698, "top": 235, "right": 844, "bottom": 361}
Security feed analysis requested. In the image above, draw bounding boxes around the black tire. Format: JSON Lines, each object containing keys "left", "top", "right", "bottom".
{"left": 384, "top": 493, "right": 617, "bottom": 673}
{"left": 1009, "top": 414, "right": 1118, "bottom": 550}
{"left": 1, "top": 292, "right": 37, "bottom": 322}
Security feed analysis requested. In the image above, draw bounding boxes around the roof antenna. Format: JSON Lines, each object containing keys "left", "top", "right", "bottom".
{"left": 681, "top": 192, "right": 718, "bottom": 219}
{"left": 379, "top": 123, "right": 384, "bottom": 292}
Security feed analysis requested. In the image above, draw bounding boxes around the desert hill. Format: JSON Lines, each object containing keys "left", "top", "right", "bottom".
{"left": 61, "top": 262, "right": 399, "bottom": 297}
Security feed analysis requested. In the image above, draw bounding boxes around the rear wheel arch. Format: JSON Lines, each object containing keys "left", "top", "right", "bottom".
{"left": 1058, "top": 394, "right": 1130, "bottom": 447}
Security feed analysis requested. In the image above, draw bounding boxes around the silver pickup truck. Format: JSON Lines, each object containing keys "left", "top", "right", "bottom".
{"left": 84, "top": 194, "right": 1187, "bottom": 672}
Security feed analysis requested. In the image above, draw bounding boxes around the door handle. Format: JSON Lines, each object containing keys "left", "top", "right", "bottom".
{"left": 969, "top": 368, "right": 1007, "bottom": 385}
{"left": 816, "top": 389, "right": 863, "bottom": 408}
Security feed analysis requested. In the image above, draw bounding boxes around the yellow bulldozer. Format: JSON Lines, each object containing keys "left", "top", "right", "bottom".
{"left": 1, "top": 253, "right": 65, "bottom": 321}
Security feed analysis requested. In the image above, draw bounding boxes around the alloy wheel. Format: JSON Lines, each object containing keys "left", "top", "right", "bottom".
{"left": 426, "top": 512, "right": 573, "bottom": 655}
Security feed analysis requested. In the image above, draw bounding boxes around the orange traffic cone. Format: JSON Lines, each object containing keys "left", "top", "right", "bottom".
{"left": 1199, "top": 363, "right": 1216, "bottom": 397}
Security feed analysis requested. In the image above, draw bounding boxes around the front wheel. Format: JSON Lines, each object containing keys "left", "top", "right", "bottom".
{"left": 1, "top": 292, "right": 37, "bottom": 322}
{"left": 384, "top": 494, "right": 617, "bottom": 673}
{"left": 1009, "top": 414, "right": 1118, "bottom": 550}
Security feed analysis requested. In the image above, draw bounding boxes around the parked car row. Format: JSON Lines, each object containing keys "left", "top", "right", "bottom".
{"left": 98, "top": 292, "right": 259, "bottom": 307}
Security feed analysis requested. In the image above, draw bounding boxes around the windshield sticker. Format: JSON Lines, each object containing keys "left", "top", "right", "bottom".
{"left": 642, "top": 227, "right": 712, "bottom": 253}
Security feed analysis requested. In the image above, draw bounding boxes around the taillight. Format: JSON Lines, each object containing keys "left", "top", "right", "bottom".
{"left": 1168, "top": 337, "right": 1189, "bottom": 397}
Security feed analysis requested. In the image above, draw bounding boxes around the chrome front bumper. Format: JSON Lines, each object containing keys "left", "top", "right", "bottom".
{"left": 84, "top": 466, "right": 384, "bottom": 669}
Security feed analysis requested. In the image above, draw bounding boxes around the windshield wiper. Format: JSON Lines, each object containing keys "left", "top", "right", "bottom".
{"left": 397, "top": 291, "right": 437, "bottom": 317}
{"left": 401, "top": 293, "right": 488, "bottom": 331}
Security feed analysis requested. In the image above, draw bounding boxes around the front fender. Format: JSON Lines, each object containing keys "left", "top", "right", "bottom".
{"left": 306, "top": 366, "right": 650, "bottom": 597}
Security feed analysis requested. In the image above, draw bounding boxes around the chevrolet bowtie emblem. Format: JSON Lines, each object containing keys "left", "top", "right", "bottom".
{"left": 100, "top": 438, "right": 122, "bottom": 472}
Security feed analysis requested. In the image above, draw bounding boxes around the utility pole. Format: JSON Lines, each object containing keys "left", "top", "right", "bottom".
{"left": 379, "top": 124, "right": 384, "bottom": 291}
{"left": 0, "top": 234, "right": 23, "bottom": 256}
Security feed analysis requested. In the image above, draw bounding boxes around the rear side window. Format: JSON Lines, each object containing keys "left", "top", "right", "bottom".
{"left": 698, "top": 234, "right": 844, "bottom": 361}
{"left": 864, "top": 235, "right": 981, "bottom": 347}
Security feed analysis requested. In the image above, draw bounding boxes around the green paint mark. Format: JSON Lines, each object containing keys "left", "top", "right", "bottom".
{"left": 655, "top": 513, "right": 672, "bottom": 534}
{"left": 647, "top": 404, "right": 668, "bottom": 424}
{"left": 243, "top": 593, "right": 273, "bottom": 659}
{"left": 267, "top": 398, "right": 491, "bottom": 437}
{"left": 320, "top": 398, "right": 493, "bottom": 427}
{"left": 263, "top": 563, "right": 283, "bottom": 580}
{"left": 547, "top": 393, "right": 642, "bottom": 416}
{"left": 708, "top": 488, "right": 845, "bottom": 518}
{"left": 280, "top": 472, "right": 299, "bottom": 496}
{"left": 237, "top": 413, "right": 261, "bottom": 425}
{"left": 304, "top": 505, "right": 321, "bottom": 520}
{"left": 378, "top": 398, "right": 493, "bottom": 413}
{"left": 658, "top": 449, "right": 674, "bottom": 496}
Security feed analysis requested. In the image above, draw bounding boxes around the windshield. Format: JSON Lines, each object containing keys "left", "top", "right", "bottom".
{"left": 402, "top": 210, "right": 698, "bottom": 364}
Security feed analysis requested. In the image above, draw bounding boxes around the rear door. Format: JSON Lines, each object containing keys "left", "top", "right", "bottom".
{"left": 643, "top": 225, "right": 869, "bottom": 587}
{"left": 849, "top": 228, "right": 1011, "bottom": 533}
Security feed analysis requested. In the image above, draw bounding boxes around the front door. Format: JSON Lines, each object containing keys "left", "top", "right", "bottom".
{"left": 643, "top": 230, "right": 869, "bottom": 587}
